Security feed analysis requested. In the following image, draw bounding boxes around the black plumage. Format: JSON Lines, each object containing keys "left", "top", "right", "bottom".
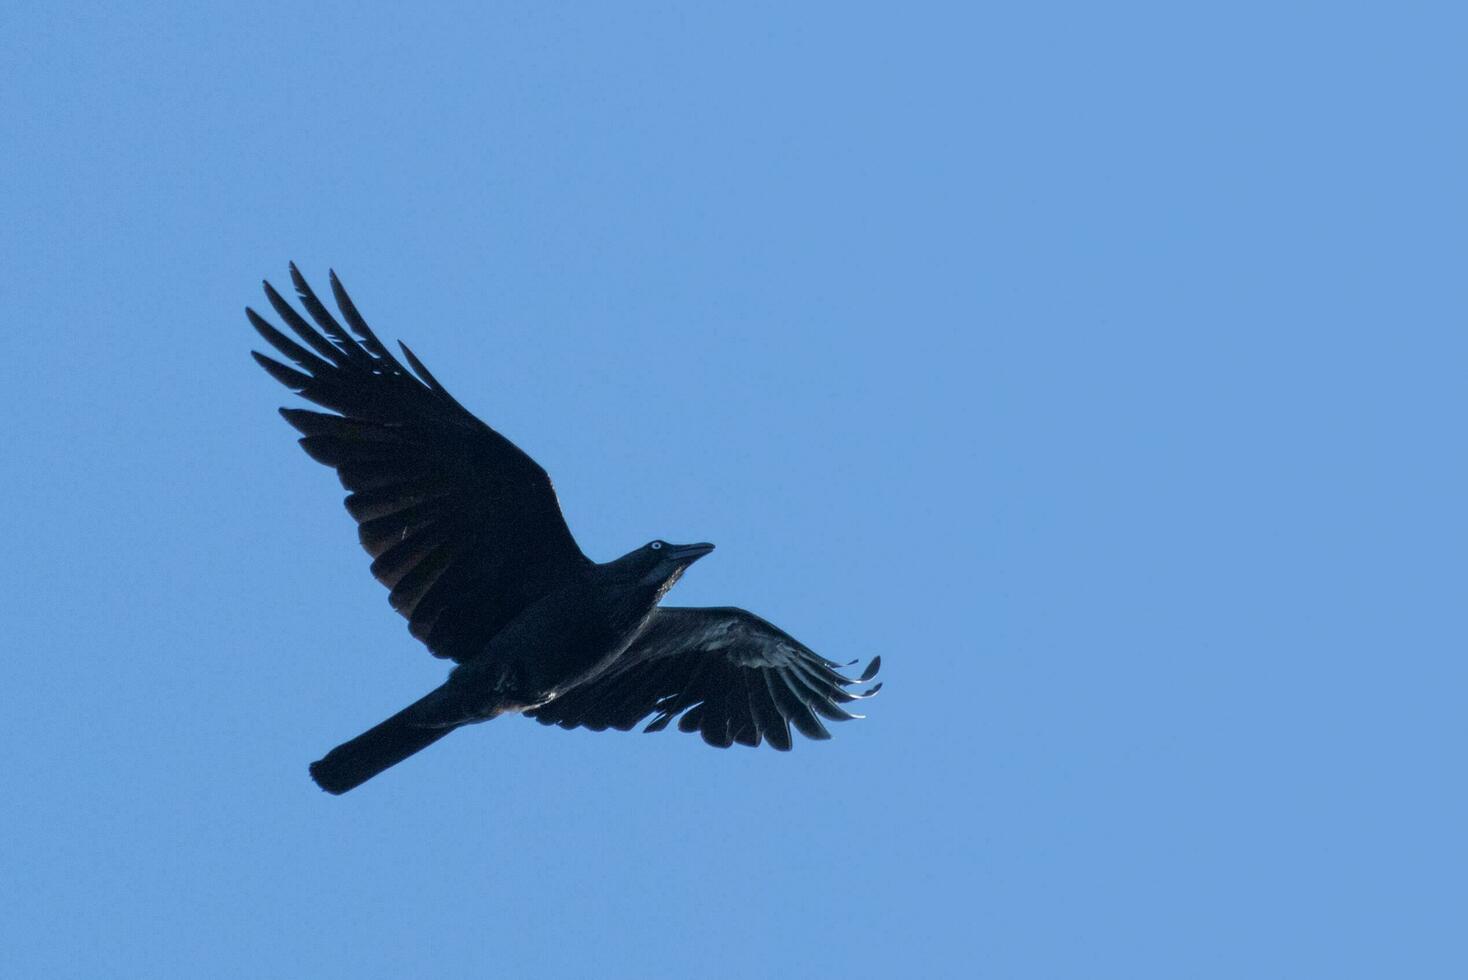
{"left": 249, "top": 264, "right": 881, "bottom": 794}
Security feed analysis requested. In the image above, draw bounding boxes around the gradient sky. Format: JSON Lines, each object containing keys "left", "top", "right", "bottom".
{"left": 5, "top": 2, "right": 1464, "bottom": 977}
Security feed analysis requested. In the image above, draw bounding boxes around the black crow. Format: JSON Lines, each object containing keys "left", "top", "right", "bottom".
{"left": 249, "top": 265, "right": 882, "bottom": 794}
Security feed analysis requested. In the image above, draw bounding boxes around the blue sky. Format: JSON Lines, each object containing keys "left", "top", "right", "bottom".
{"left": 4, "top": 2, "right": 1464, "bottom": 977}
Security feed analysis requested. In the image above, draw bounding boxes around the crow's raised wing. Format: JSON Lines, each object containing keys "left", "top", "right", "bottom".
{"left": 528, "top": 607, "right": 881, "bottom": 749}
{"left": 249, "top": 264, "right": 590, "bottom": 663}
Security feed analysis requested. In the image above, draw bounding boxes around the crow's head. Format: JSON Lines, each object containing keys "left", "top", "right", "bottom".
{"left": 611, "top": 539, "right": 715, "bottom": 594}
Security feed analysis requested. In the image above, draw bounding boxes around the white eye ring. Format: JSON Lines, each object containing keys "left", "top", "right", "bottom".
{"left": 651, "top": 542, "right": 662, "bottom": 550}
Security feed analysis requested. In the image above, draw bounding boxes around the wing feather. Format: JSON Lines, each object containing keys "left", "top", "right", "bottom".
{"left": 527, "top": 607, "right": 880, "bottom": 750}
{"left": 249, "top": 265, "right": 589, "bottom": 662}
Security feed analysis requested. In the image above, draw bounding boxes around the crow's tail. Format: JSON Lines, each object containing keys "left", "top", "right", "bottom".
{"left": 309, "top": 693, "right": 461, "bottom": 795}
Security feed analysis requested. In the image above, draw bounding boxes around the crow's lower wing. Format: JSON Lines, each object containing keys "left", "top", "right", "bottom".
{"left": 249, "top": 264, "right": 590, "bottom": 662}
{"left": 528, "top": 607, "right": 881, "bottom": 749}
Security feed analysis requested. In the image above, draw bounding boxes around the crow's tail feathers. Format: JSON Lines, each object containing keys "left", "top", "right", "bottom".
{"left": 309, "top": 698, "right": 459, "bottom": 795}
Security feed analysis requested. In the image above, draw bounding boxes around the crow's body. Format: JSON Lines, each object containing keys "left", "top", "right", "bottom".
{"left": 249, "top": 265, "right": 881, "bottom": 794}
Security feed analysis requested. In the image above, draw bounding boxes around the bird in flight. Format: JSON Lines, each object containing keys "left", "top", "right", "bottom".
{"left": 249, "top": 264, "right": 882, "bottom": 794}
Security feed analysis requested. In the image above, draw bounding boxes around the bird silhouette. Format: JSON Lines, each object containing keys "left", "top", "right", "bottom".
{"left": 249, "top": 264, "right": 882, "bottom": 794}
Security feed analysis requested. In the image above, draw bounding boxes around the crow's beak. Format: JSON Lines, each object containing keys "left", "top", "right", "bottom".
{"left": 664, "top": 542, "right": 715, "bottom": 563}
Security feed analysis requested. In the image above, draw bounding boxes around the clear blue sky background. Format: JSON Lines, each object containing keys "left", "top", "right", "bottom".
{"left": 4, "top": 2, "right": 1463, "bottom": 977}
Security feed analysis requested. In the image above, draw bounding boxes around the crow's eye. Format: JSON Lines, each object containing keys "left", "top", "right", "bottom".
{"left": 650, "top": 541, "right": 663, "bottom": 550}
